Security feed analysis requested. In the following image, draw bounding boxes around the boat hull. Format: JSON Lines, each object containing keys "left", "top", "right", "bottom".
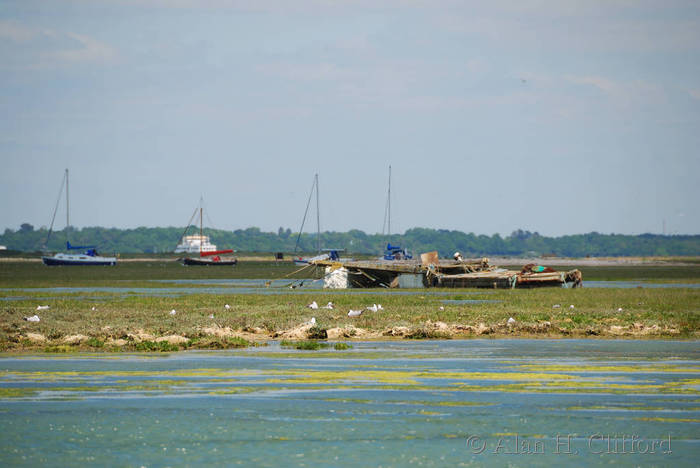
{"left": 42, "top": 255, "right": 117, "bottom": 266}
{"left": 181, "top": 257, "right": 238, "bottom": 266}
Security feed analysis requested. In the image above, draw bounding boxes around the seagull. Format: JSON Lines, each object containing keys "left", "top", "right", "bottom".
{"left": 36, "top": 305, "right": 49, "bottom": 310}
{"left": 376, "top": 304, "right": 384, "bottom": 310}
{"left": 552, "top": 304, "right": 561, "bottom": 309}
{"left": 208, "top": 314, "right": 215, "bottom": 319}
{"left": 322, "top": 302, "right": 334, "bottom": 309}
{"left": 439, "top": 306, "right": 445, "bottom": 311}
{"left": 366, "top": 304, "right": 379, "bottom": 312}
{"left": 507, "top": 317, "right": 516, "bottom": 325}
{"left": 348, "top": 310, "right": 362, "bottom": 317}
{"left": 569, "top": 305, "right": 575, "bottom": 309}
{"left": 309, "top": 317, "right": 316, "bottom": 325}
{"left": 91, "top": 306, "right": 97, "bottom": 311}
{"left": 24, "top": 315, "right": 40, "bottom": 322}
{"left": 617, "top": 307, "right": 623, "bottom": 312}
{"left": 307, "top": 301, "right": 318, "bottom": 310}
{"left": 224, "top": 304, "right": 231, "bottom": 309}
{"left": 169, "top": 309, "right": 177, "bottom": 315}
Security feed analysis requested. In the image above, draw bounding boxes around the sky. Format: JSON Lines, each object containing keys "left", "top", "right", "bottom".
{"left": 1, "top": 0, "right": 699, "bottom": 237}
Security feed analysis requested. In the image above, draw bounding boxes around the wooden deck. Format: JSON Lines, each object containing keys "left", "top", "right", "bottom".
{"left": 312, "top": 257, "right": 582, "bottom": 289}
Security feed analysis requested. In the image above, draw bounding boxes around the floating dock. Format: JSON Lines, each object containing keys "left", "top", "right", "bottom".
{"left": 311, "top": 256, "right": 582, "bottom": 289}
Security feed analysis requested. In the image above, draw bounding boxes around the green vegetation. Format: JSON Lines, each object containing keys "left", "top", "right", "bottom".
{"left": 2, "top": 224, "right": 699, "bottom": 257}
{"left": 134, "top": 340, "right": 182, "bottom": 352}
{"left": 334, "top": 342, "right": 352, "bottom": 350}
{"left": 281, "top": 340, "right": 329, "bottom": 350}
{"left": 0, "top": 261, "right": 698, "bottom": 351}
{"left": 405, "top": 329, "right": 452, "bottom": 340}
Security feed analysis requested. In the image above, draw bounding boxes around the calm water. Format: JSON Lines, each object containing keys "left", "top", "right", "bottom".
{"left": 1, "top": 340, "right": 698, "bottom": 467}
{"left": 1, "top": 278, "right": 697, "bottom": 302}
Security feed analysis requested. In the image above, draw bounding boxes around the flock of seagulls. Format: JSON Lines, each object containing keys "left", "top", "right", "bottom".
{"left": 304, "top": 301, "right": 385, "bottom": 318}
{"left": 22, "top": 298, "right": 627, "bottom": 329}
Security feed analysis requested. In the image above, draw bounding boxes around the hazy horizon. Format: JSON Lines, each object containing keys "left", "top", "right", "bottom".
{"left": 1, "top": 1, "right": 698, "bottom": 237}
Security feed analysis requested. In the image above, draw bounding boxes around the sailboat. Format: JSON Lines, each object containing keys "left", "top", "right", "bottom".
{"left": 41, "top": 169, "right": 117, "bottom": 266}
{"left": 292, "top": 174, "right": 340, "bottom": 265}
{"left": 381, "top": 165, "right": 411, "bottom": 261}
{"left": 178, "top": 199, "right": 237, "bottom": 266}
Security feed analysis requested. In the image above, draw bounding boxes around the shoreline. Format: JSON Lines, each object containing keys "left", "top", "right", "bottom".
{"left": 6, "top": 321, "right": 697, "bottom": 353}
{"left": 2, "top": 255, "right": 699, "bottom": 266}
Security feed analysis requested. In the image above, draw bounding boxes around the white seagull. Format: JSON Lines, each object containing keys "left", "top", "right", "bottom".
{"left": 24, "top": 315, "right": 40, "bottom": 322}
{"left": 307, "top": 301, "right": 319, "bottom": 310}
{"left": 169, "top": 309, "right": 177, "bottom": 315}
{"left": 347, "top": 310, "right": 362, "bottom": 317}
{"left": 36, "top": 305, "right": 49, "bottom": 311}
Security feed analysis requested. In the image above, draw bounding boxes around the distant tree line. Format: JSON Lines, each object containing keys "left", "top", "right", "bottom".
{"left": 2, "top": 224, "right": 698, "bottom": 257}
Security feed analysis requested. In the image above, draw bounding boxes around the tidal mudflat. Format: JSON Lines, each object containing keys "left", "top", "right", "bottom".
{"left": 0, "top": 340, "right": 698, "bottom": 467}
{"left": 0, "top": 261, "right": 698, "bottom": 349}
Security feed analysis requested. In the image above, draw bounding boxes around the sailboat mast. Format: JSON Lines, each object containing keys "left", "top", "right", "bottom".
{"left": 65, "top": 169, "right": 70, "bottom": 231}
{"left": 315, "top": 174, "right": 320, "bottom": 254}
{"left": 387, "top": 165, "right": 391, "bottom": 237}
{"left": 199, "top": 206, "right": 203, "bottom": 255}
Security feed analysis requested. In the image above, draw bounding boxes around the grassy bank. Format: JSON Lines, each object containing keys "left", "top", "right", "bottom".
{"left": 0, "top": 261, "right": 698, "bottom": 351}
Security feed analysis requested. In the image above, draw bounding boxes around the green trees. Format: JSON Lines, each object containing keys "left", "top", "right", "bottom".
{"left": 0, "top": 225, "right": 697, "bottom": 257}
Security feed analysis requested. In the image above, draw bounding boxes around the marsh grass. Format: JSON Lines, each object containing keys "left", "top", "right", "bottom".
{"left": 281, "top": 340, "right": 329, "bottom": 350}
{"left": 0, "top": 261, "right": 698, "bottom": 350}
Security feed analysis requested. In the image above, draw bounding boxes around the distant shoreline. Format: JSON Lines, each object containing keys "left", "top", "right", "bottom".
{"left": 2, "top": 255, "right": 699, "bottom": 266}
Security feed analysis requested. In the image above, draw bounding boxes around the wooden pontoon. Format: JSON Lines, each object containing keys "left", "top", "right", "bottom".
{"left": 311, "top": 255, "right": 582, "bottom": 289}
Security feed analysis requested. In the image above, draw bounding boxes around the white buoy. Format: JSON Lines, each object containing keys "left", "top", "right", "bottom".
{"left": 36, "top": 305, "right": 49, "bottom": 310}
{"left": 307, "top": 301, "right": 318, "bottom": 310}
{"left": 24, "top": 315, "right": 40, "bottom": 322}
{"left": 348, "top": 310, "right": 362, "bottom": 317}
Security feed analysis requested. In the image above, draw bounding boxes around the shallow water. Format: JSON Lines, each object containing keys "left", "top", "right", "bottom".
{"left": 1, "top": 278, "right": 696, "bottom": 302}
{"left": 1, "top": 340, "right": 698, "bottom": 467}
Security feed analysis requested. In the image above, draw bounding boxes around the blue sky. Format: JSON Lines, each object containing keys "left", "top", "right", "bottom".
{"left": 1, "top": 0, "right": 698, "bottom": 236}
